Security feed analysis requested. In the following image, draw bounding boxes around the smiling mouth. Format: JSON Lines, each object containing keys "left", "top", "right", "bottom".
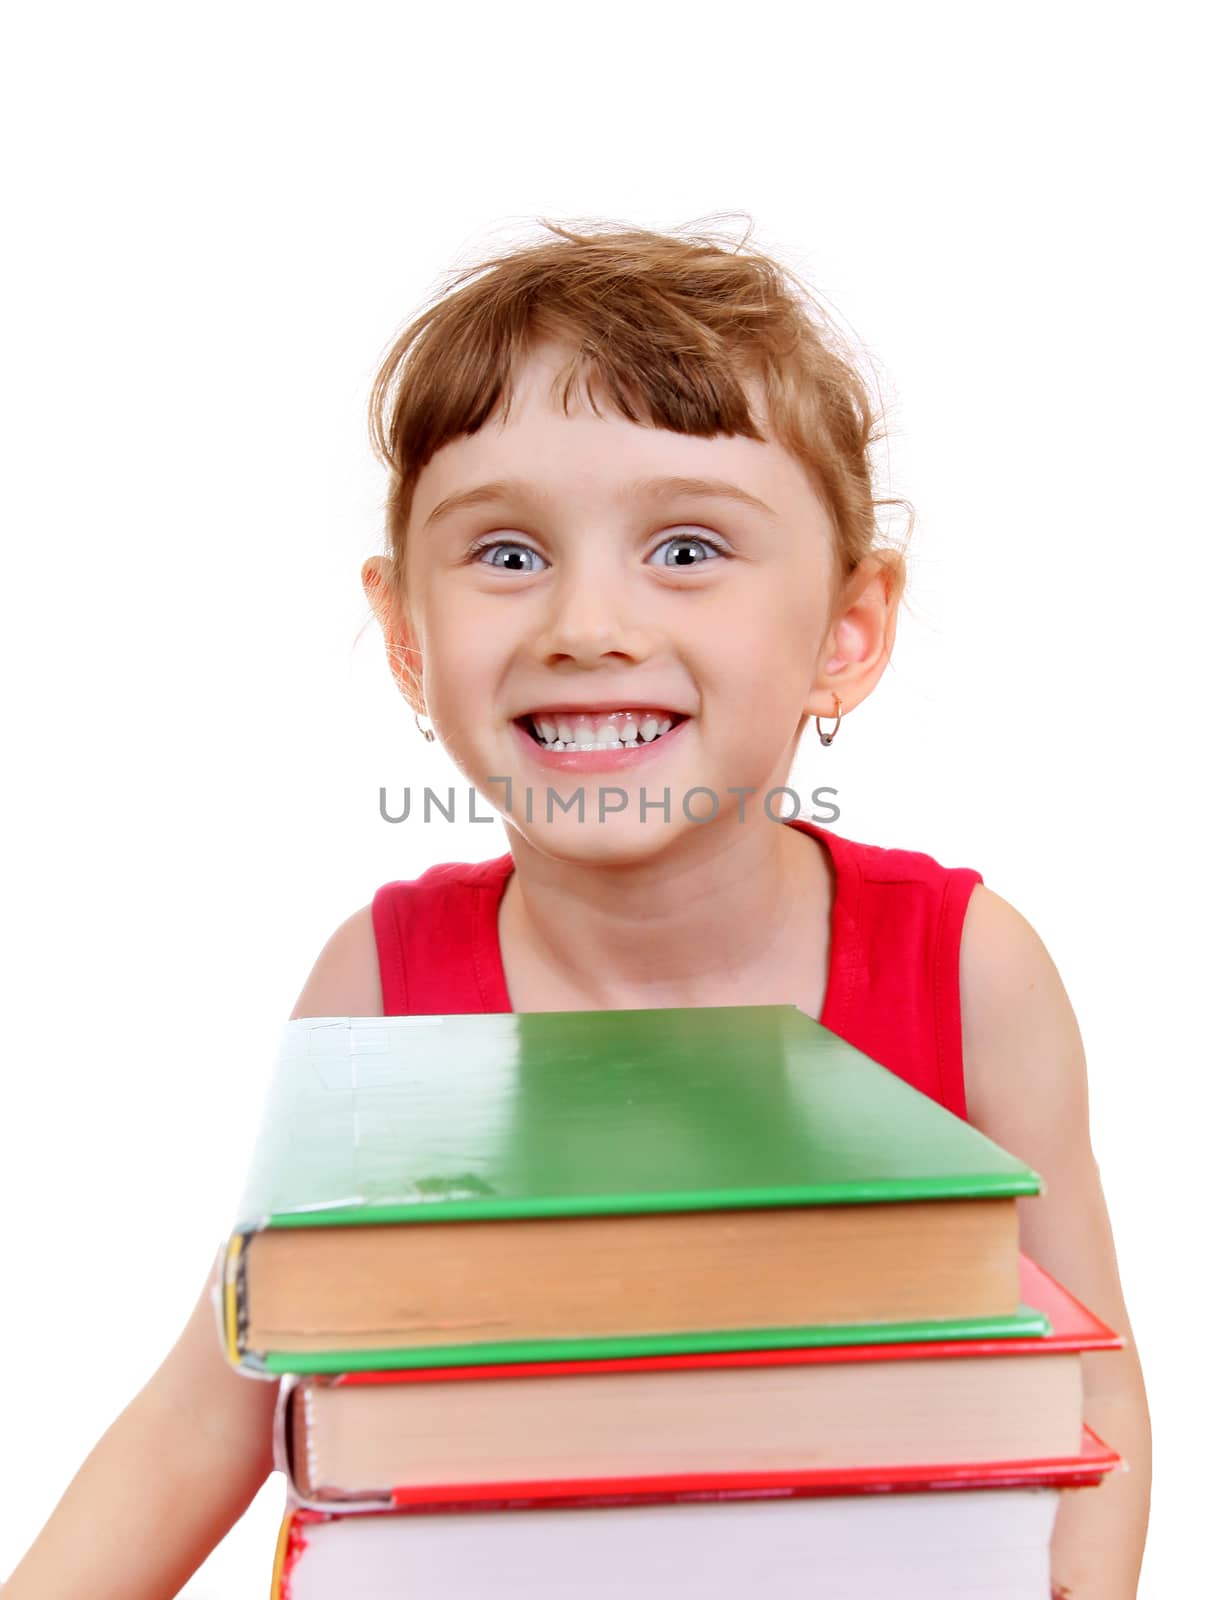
{"left": 517, "top": 711, "right": 689, "bottom": 752}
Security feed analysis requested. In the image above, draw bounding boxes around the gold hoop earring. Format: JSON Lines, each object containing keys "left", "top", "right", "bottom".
{"left": 816, "top": 694, "right": 843, "bottom": 746}
{"left": 414, "top": 710, "right": 435, "bottom": 743}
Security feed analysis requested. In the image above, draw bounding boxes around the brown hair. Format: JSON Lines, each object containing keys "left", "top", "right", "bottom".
{"left": 368, "top": 212, "right": 910, "bottom": 643}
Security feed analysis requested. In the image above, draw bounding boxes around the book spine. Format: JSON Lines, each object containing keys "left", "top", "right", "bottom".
{"left": 223, "top": 1230, "right": 273, "bottom": 1377}
{"left": 269, "top": 1508, "right": 311, "bottom": 1600}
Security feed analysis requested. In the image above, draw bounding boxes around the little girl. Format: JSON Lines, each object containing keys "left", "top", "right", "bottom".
{"left": 3, "top": 219, "right": 1151, "bottom": 1598}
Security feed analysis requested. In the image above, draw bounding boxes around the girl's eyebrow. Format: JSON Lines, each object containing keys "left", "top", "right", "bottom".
{"left": 421, "top": 474, "right": 778, "bottom": 532}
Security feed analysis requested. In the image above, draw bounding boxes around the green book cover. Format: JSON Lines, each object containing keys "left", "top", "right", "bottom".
{"left": 228, "top": 1007, "right": 1048, "bottom": 1370}
{"left": 235, "top": 1005, "right": 1041, "bottom": 1224}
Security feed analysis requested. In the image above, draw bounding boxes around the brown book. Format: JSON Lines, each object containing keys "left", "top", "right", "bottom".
{"left": 227, "top": 1010, "right": 1044, "bottom": 1374}
{"left": 246, "top": 1198, "right": 1023, "bottom": 1361}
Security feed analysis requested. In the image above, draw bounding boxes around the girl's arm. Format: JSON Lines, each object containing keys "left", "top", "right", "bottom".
{"left": 2, "top": 904, "right": 383, "bottom": 1598}
{"left": 960, "top": 885, "right": 1152, "bottom": 1600}
{"left": 0, "top": 1259, "right": 279, "bottom": 1600}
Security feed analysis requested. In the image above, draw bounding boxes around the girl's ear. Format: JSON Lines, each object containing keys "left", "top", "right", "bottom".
{"left": 361, "top": 556, "right": 425, "bottom": 713}
{"left": 807, "top": 554, "right": 901, "bottom": 720}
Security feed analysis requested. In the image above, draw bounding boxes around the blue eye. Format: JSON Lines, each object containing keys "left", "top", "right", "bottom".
{"left": 468, "top": 530, "right": 728, "bottom": 571}
{"left": 474, "top": 542, "right": 549, "bottom": 573}
{"left": 649, "top": 533, "right": 727, "bottom": 568}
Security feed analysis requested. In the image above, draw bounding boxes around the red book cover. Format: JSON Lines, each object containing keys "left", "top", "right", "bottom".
{"left": 383, "top": 1423, "right": 1119, "bottom": 1512}
{"left": 270, "top": 1425, "right": 1117, "bottom": 1546}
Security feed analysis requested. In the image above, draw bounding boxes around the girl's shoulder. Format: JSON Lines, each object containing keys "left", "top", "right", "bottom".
{"left": 956, "top": 880, "right": 1083, "bottom": 1140}
{"left": 287, "top": 851, "right": 516, "bottom": 1023}
{"left": 289, "top": 901, "right": 383, "bottom": 1018}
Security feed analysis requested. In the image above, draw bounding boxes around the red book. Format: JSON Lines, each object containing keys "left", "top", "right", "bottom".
{"left": 277, "top": 1254, "right": 1122, "bottom": 1514}
{"left": 271, "top": 1436, "right": 1114, "bottom": 1600}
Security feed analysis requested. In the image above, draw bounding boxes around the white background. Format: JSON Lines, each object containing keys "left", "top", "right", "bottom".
{"left": 1, "top": 2, "right": 1206, "bottom": 1594}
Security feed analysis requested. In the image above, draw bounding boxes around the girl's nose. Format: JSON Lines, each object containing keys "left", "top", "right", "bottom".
{"left": 532, "top": 568, "right": 657, "bottom": 667}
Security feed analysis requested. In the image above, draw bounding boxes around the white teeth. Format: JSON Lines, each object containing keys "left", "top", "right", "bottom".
{"left": 525, "top": 709, "right": 683, "bottom": 750}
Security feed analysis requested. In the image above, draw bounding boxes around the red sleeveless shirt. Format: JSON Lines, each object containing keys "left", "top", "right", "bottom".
{"left": 371, "top": 818, "right": 984, "bottom": 1121}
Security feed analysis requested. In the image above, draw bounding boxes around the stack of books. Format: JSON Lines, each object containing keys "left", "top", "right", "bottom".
{"left": 219, "top": 1005, "right": 1121, "bottom": 1598}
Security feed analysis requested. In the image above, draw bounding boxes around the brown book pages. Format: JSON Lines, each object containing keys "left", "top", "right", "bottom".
{"left": 298, "top": 1351, "right": 1083, "bottom": 1497}
{"left": 246, "top": 1198, "right": 1019, "bottom": 1352}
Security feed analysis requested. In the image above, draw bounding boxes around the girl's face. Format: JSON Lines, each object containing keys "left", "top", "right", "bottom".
{"left": 389, "top": 338, "right": 871, "bottom": 864}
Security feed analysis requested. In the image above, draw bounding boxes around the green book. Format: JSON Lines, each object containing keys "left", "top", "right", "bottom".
{"left": 223, "top": 1006, "right": 1046, "bottom": 1375}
